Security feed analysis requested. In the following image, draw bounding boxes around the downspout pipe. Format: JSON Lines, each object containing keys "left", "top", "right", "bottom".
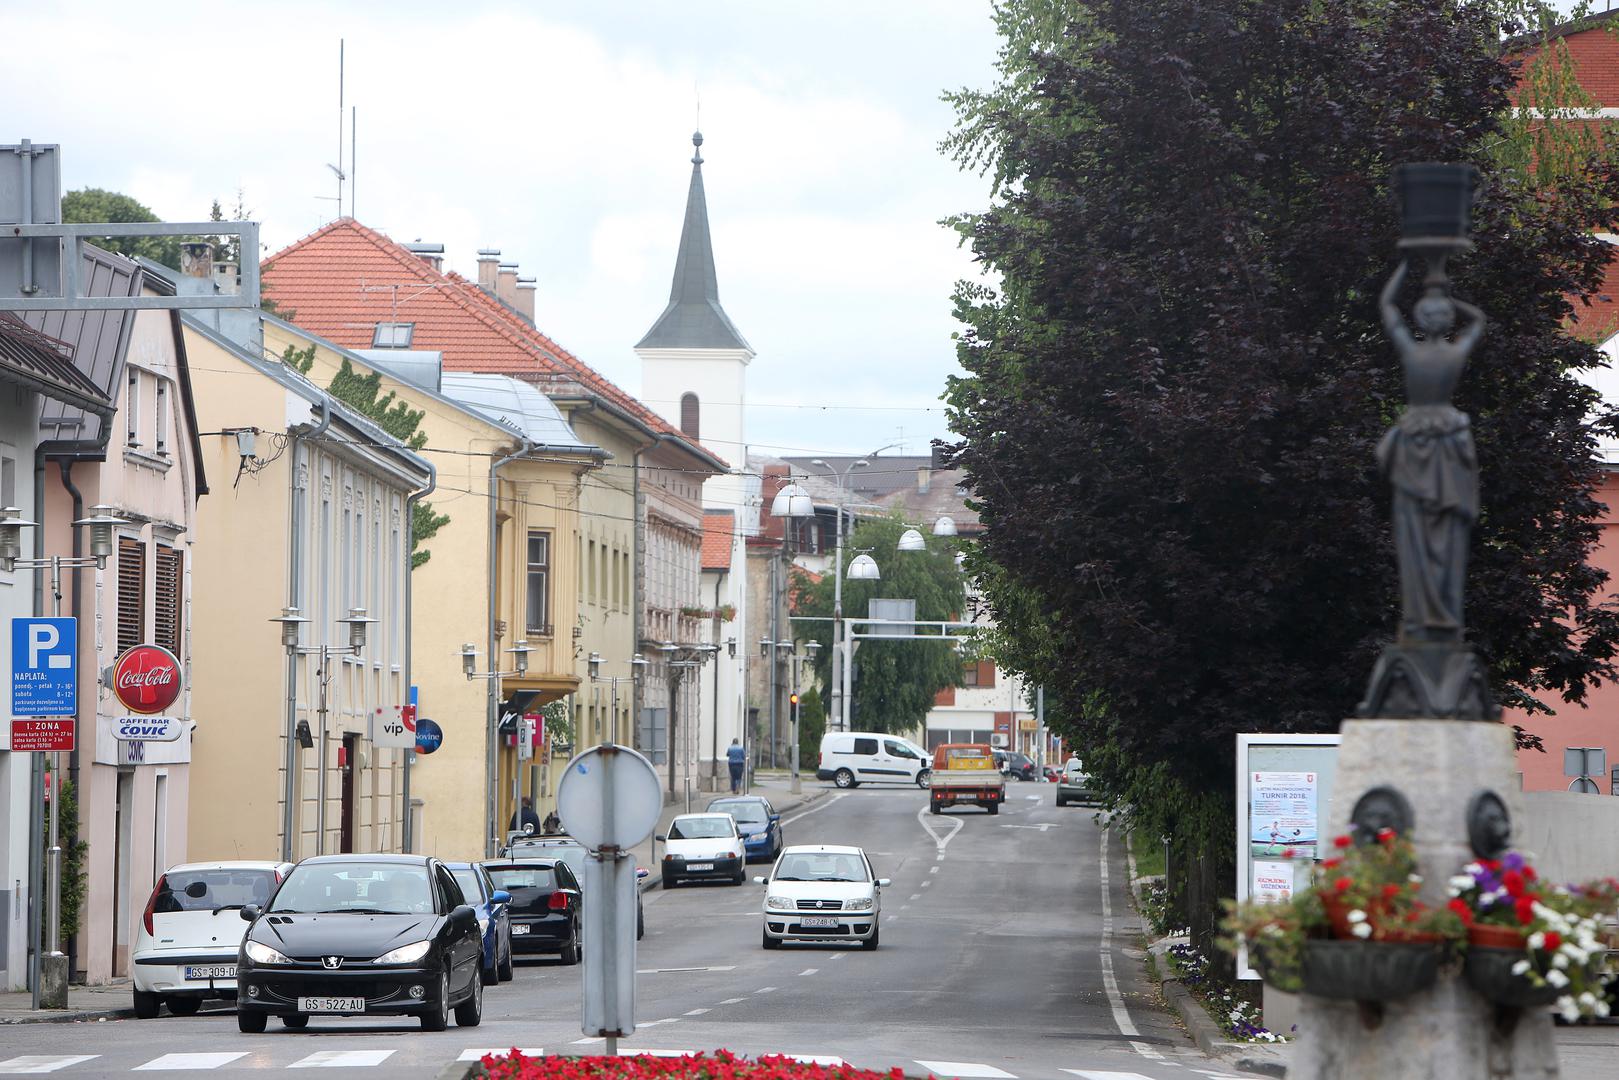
{"left": 282, "top": 396, "right": 330, "bottom": 861}
{"left": 401, "top": 457, "right": 435, "bottom": 853}
{"left": 487, "top": 443, "right": 540, "bottom": 858}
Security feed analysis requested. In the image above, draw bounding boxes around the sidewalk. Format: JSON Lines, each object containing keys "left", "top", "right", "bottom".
{"left": 0, "top": 775, "right": 827, "bottom": 1026}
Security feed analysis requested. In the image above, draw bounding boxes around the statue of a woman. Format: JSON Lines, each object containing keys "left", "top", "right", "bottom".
{"left": 1377, "top": 259, "right": 1484, "bottom": 644}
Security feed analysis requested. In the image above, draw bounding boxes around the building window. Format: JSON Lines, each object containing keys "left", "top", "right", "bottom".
{"left": 679, "top": 393, "right": 700, "bottom": 440}
{"left": 962, "top": 660, "right": 996, "bottom": 688}
{"left": 155, "top": 379, "right": 168, "bottom": 455}
{"left": 371, "top": 322, "right": 415, "bottom": 347}
{"left": 118, "top": 537, "right": 145, "bottom": 652}
{"left": 126, "top": 369, "right": 141, "bottom": 447}
{"left": 588, "top": 539, "right": 597, "bottom": 604}
{"left": 527, "top": 531, "right": 551, "bottom": 634}
{"left": 154, "top": 544, "right": 183, "bottom": 655}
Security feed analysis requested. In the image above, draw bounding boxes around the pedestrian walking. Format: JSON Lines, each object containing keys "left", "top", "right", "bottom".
{"left": 727, "top": 738, "right": 747, "bottom": 794}
{"left": 510, "top": 795, "right": 542, "bottom": 836}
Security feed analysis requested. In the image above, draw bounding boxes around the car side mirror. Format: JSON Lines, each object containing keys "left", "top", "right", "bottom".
{"left": 491, "top": 890, "right": 512, "bottom": 905}
{"left": 769, "top": 814, "right": 780, "bottom": 824}
{"left": 240, "top": 904, "right": 261, "bottom": 923}
{"left": 876, "top": 878, "right": 892, "bottom": 888}
{"left": 451, "top": 904, "right": 476, "bottom": 928}
{"left": 636, "top": 867, "right": 650, "bottom": 880}
{"left": 752, "top": 876, "right": 767, "bottom": 885}
{"left": 655, "top": 834, "right": 667, "bottom": 842}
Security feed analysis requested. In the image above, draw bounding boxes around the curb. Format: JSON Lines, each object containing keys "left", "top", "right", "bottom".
{"left": 0, "top": 1006, "right": 134, "bottom": 1025}
{"left": 639, "top": 786, "right": 831, "bottom": 893}
{"left": 1150, "top": 951, "right": 1285, "bottom": 1077}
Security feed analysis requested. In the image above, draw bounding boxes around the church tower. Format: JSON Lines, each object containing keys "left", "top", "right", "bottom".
{"left": 636, "top": 130, "right": 753, "bottom": 521}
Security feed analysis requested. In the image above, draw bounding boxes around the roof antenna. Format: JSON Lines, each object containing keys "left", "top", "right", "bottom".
{"left": 322, "top": 39, "right": 348, "bottom": 220}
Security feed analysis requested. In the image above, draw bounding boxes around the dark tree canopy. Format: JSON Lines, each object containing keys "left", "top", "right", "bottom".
{"left": 943, "top": 0, "right": 1619, "bottom": 844}
{"left": 61, "top": 188, "right": 181, "bottom": 268}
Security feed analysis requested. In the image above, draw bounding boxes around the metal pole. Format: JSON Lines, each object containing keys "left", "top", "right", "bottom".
{"left": 282, "top": 646, "right": 298, "bottom": 861}
{"left": 316, "top": 649, "right": 328, "bottom": 857}
{"left": 830, "top": 495, "right": 844, "bottom": 733}
{"left": 45, "top": 557, "right": 62, "bottom": 962}
{"left": 790, "top": 656, "right": 802, "bottom": 795}
{"left": 768, "top": 558, "right": 778, "bottom": 768}
{"left": 842, "top": 627, "right": 853, "bottom": 732}
{"left": 28, "top": 753, "right": 43, "bottom": 1008}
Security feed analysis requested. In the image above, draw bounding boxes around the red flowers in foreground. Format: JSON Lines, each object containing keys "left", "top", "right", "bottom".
{"left": 478, "top": 1050, "right": 914, "bottom": 1080}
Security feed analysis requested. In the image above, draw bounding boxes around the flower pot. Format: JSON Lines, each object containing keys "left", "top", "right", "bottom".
{"left": 1463, "top": 946, "right": 1564, "bottom": 1009}
{"left": 1468, "top": 924, "right": 1527, "bottom": 950}
{"left": 1248, "top": 936, "right": 1302, "bottom": 994}
{"left": 1301, "top": 939, "right": 1442, "bottom": 1002}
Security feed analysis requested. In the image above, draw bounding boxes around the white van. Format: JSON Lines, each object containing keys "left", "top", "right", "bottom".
{"left": 816, "top": 732, "right": 931, "bottom": 789}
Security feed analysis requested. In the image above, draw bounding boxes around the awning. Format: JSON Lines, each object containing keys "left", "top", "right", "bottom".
{"left": 0, "top": 313, "right": 113, "bottom": 418}
{"left": 496, "top": 690, "right": 541, "bottom": 734}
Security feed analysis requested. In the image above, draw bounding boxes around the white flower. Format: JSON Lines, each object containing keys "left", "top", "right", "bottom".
{"left": 1547, "top": 969, "right": 1570, "bottom": 988}
{"left": 1511, "top": 959, "right": 1532, "bottom": 976}
{"left": 1449, "top": 875, "right": 1475, "bottom": 892}
{"left": 1346, "top": 909, "right": 1367, "bottom": 924}
{"left": 1528, "top": 932, "right": 1546, "bottom": 950}
{"left": 1351, "top": 922, "right": 1373, "bottom": 939}
{"left": 1564, "top": 945, "right": 1590, "bottom": 965}
{"left": 1558, "top": 996, "right": 1581, "bottom": 1023}
{"left": 1553, "top": 953, "right": 1570, "bottom": 970}
{"left": 1464, "top": 862, "right": 1483, "bottom": 876}
{"left": 1597, "top": 1000, "right": 1610, "bottom": 1019}
{"left": 1409, "top": 873, "right": 1422, "bottom": 884}
{"left": 1580, "top": 992, "right": 1597, "bottom": 1009}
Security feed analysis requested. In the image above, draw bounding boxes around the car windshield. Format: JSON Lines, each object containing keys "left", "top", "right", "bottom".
{"left": 511, "top": 842, "right": 586, "bottom": 877}
{"left": 773, "top": 852, "right": 869, "bottom": 883}
{"left": 153, "top": 868, "right": 277, "bottom": 913}
{"left": 670, "top": 816, "right": 734, "bottom": 840}
{"left": 710, "top": 801, "right": 768, "bottom": 826}
{"left": 269, "top": 863, "right": 433, "bottom": 915}
{"left": 1066, "top": 760, "right": 1085, "bottom": 774}
{"left": 450, "top": 869, "right": 485, "bottom": 903}
{"left": 486, "top": 866, "right": 557, "bottom": 891}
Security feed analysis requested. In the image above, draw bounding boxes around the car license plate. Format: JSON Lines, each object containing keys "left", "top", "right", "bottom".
{"left": 800, "top": 916, "right": 839, "bottom": 928}
{"left": 512, "top": 924, "right": 531, "bottom": 935}
{"left": 183, "top": 964, "right": 236, "bottom": 980}
{"left": 297, "top": 996, "right": 365, "bottom": 1013}
{"left": 687, "top": 863, "right": 713, "bottom": 871}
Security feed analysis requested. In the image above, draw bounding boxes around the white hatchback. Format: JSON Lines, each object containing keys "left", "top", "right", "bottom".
{"left": 132, "top": 860, "right": 291, "bottom": 1018}
{"left": 757, "top": 845, "right": 890, "bottom": 950}
{"left": 658, "top": 814, "right": 747, "bottom": 887}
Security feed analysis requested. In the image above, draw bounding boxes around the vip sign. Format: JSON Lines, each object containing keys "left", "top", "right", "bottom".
{"left": 112, "top": 644, "right": 183, "bottom": 715}
{"left": 370, "top": 704, "right": 417, "bottom": 749}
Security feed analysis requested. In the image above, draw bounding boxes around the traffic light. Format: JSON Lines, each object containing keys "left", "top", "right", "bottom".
{"left": 789, "top": 693, "right": 799, "bottom": 706}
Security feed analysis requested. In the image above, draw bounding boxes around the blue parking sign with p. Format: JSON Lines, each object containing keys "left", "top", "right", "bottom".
{"left": 12, "top": 617, "right": 77, "bottom": 716}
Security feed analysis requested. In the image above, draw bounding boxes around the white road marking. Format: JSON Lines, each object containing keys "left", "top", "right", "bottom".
{"left": 916, "top": 804, "right": 965, "bottom": 852}
{"left": 637, "top": 966, "right": 736, "bottom": 973}
{"left": 915, "top": 1061, "right": 1017, "bottom": 1078}
{"left": 885, "top": 915, "right": 898, "bottom": 922}
{"left": 909, "top": 893, "right": 922, "bottom": 900}
{"left": 640, "top": 1018, "right": 680, "bottom": 1027}
{"left": 798, "top": 968, "right": 819, "bottom": 976}
{"left": 783, "top": 793, "right": 846, "bottom": 826}
{"left": 1026, "top": 795, "right": 1040, "bottom": 801}
{"left": 929, "top": 866, "right": 940, "bottom": 874}
{"left": 1062, "top": 1072, "right": 1156, "bottom": 1080}
{"left": 719, "top": 997, "right": 747, "bottom": 1004}
{"left": 1098, "top": 826, "right": 1150, "bottom": 1061}
{"left": 135, "top": 1054, "right": 249, "bottom": 1071}
{"left": 0, "top": 1059, "right": 99, "bottom": 1075}
{"left": 460, "top": 1050, "right": 544, "bottom": 1062}
{"left": 616, "top": 1050, "right": 694, "bottom": 1058}
{"left": 757, "top": 986, "right": 778, "bottom": 993}
{"left": 289, "top": 1050, "right": 397, "bottom": 1068}
{"left": 685, "top": 1008, "right": 711, "bottom": 1016}
{"left": 1189, "top": 1072, "right": 1252, "bottom": 1079}
{"left": 572, "top": 1038, "right": 605, "bottom": 1046}
{"left": 1129, "top": 1043, "right": 1164, "bottom": 1060}
{"left": 829, "top": 952, "right": 847, "bottom": 959}
{"left": 785, "top": 1056, "right": 846, "bottom": 1066}
{"left": 921, "top": 881, "right": 932, "bottom": 888}
{"left": 1001, "top": 823, "right": 1061, "bottom": 831}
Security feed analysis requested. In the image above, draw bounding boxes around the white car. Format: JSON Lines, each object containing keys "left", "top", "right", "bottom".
{"left": 816, "top": 732, "right": 931, "bottom": 789}
{"left": 756, "top": 845, "right": 890, "bottom": 950}
{"left": 132, "top": 860, "right": 291, "bottom": 1018}
{"left": 658, "top": 813, "right": 746, "bottom": 887}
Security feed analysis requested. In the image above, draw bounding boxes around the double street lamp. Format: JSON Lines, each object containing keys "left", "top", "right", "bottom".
{"left": 758, "top": 638, "right": 820, "bottom": 794}
{"left": 587, "top": 651, "right": 649, "bottom": 746}
{"left": 460, "top": 640, "right": 534, "bottom": 857}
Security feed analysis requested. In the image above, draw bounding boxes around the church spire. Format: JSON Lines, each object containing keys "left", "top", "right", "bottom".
{"left": 636, "top": 131, "right": 752, "bottom": 352}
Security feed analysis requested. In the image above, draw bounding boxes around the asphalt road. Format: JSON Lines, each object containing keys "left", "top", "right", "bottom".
{"left": 0, "top": 783, "right": 1266, "bottom": 1079}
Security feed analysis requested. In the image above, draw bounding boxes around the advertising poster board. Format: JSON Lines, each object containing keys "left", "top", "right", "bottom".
{"left": 1235, "top": 733, "right": 1341, "bottom": 980}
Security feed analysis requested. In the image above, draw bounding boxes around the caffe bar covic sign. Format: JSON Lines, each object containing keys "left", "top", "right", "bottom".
{"left": 111, "top": 645, "right": 184, "bottom": 743}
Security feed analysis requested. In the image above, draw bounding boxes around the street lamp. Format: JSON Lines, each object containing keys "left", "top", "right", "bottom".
{"left": 588, "top": 651, "right": 647, "bottom": 748}
{"left": 653, "top": 642, "right": 719, "bottom": 804}
{"left": 847, "top": 554, "right": 881, "bottom": 580}
{"left": 933, "top": 516, "right": 958, "bottom": 537}
{"left": 461, "top": 640, "right": 535, "bottom": 855}
{"left": 5, "top": 504, "right": 130, "bottom": 1009}
{"left": 897, "top": 528, "right": 926, "bottom": 552}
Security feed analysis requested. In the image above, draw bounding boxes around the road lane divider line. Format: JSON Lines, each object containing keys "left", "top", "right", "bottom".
{"left": 638, "top": 966, "right": 736, "bottom": 973}
{"left": 829, "top": 952, "right": 847, "bottom": 959}
{"left": 135, "top": 1054, "right": 250, "bottom": 1072}
{"left": 784, "top": 793, "right": 847, "bottom": 826}
{"left": 1099, "top": 825, "right": 1155, "bottom": 1063}
{"left": 720, "top": 997, "right": 747, "bottom": 1004}
{"left": 0, "top": 1058, "right": 99, "bottom": 1073}
{"left": 921, "top": 881, "right": 932, "bottom": 888}
{"left": 909, "top": 893, "right": 922, "bottom": 900}
{"left": 684, "top": 1008, "right": 711, "bottom": 1016}
{"left": 798, "top": 968, "right": 819, "bottom": 976}
{"left": 916, "top": 803, "right": 965, "bottom": 853}
{"left": 757, "top": 986, "right": 778, "bottom": 993}
{"left": 929, "top": 866, "right": 940, "bottom": 874}
{"left": 641, "top": 1018, "right": 681, "bottom": 1027}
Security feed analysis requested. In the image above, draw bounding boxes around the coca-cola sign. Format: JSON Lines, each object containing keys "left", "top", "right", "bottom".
{"left": 112, "top": 644, "right": 183, "bottom": 715}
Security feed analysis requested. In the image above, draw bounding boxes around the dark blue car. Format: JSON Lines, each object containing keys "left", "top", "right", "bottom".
{"left": 706, "top": 796, "right": 783, "bottom": 862}
{"left": 447, "top": 862, "right": 512, "bottom": 985}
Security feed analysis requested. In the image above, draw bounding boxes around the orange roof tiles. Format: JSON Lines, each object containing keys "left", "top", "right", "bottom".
{"left": 262, "top": 219, "right": 725, "bottom": 465}
{"left": 701, "top": 510, "right": 734, "bottom": 571}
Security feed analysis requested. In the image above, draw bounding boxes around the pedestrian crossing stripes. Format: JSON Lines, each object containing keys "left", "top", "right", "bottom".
{"left": 1061, "top": 1072, "right": 1155, "bottom": 1080}
{"left": 134, "top": 1054, "right": 247, "bottom": 1072}
{"left": 458, "top": 1049, "right": 545, "bottom": 1062}
{"left": 0, "top": 1058, "right": 98, "bottom": 1075}
{"left": 915, "top": 1062, "right": 1018, "bottom": 1078}
{"left": 288, "top": 1051, "right": 397, "bottom": 1069}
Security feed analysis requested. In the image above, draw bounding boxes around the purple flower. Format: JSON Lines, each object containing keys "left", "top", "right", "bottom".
{"left": 1503, "top": 852, "right": 1525, "bottom": 872}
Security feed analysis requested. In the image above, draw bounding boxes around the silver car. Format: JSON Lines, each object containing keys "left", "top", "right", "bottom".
{"left": 1056, "top": 759, "right": 1096, "bottom": 807}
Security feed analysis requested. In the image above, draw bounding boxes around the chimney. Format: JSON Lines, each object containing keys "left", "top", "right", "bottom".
{"left": 496, "top": 263, "right": 519, "bottom": 305}
{"left": 476, "top": 248, "right": 500, "bottom": 291}
{"left": 180, "top": 241, "right": 214, "bottom": 280}
{"left": 404, "top": 241, "right": 445, "bottom": 272}
{"left": 516, "top": 277, "right": 536, "bottom": 322}
{"left": 917, "top": 466, "right": 931, "bottom": 494}
{"left": 212, "top": 259, "right": 241, "bottom": 295}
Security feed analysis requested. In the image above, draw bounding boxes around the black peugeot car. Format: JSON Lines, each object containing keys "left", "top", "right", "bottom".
{"left": 235, "top": 854, "right": 484, "bottom": 1032}
{"left": 479, "top": 858, "right": 582, "bottom": 964}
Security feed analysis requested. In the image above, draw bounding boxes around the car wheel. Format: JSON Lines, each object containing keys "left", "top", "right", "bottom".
{"left": 498, "top": 935, "right": 514, "bottom": 982}
{"left": 166, "top": 996, "right": 201, "bottom": 1017}
{"left": 237, "top": 1009, "right": 267, "bottom": 1034}
{"left": 133, "top": 990, "right": 160, "bottom": 1020}
{"left": 420, "top": 970, "right": 450, "bottom": 1032}
{"left": 454, "top": 968, "right": 483, "bottom": 1027}
{"left": 917, "top": 770, "right": 931, "bottom": 789}
{"left": 481, "top": 955, "right": 498, "bottom": 986}
{"left": 986, "top": 802, "right": 1000, "bottom": 815}
{"left": 282, "top": 1014, "right": 309, "bottom": 1030}
{"left": 663, "top": 875, "right": 679, "bottom": 889}
{"left": 862, "top": 926, "right": 880, "bottom": 951}
{"left": 834, "top": 769, "right": 855, "bottom": 789}
{"left": 1056, "top": 796, "right": 1068, "bottom": 807}
{"left": 731, "top": 869, "right": 746, "bottom": 885}
{"left": 762, "top": 927, "right": 781, "bottom": 950}
{"left": 637, "top": 905, "right": 645, "bottom": 941}
{"left": 558, "top": 928, "right": 580, "bottom": 966}
{"left": 929, "top": 799, "right": 942, "bottom": 815}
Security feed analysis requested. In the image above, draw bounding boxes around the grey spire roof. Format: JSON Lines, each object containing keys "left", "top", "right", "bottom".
{"left": 635, "top": 131, "right": 752, "bottom": 352}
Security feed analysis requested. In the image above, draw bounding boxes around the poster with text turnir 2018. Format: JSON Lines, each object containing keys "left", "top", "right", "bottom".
{"left": 1249, "top": 771, "right": 1318, "bottom": 861}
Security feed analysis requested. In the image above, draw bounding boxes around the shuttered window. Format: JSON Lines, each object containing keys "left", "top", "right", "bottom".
{"left": 527, "top": 531, "right": 551, "bottom": 635}
{"left": 154, "top": 544, "right": 182, "bottom": 655}
{"left": 118, "top": 538, "right": 145, "bottom": 652}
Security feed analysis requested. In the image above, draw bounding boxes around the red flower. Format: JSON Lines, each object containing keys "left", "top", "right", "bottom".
{"left": 1382, "top": 883, "right": 1401, "bottom": 900}
{"left": 1544, "top": 931, "right": 1563, "bottom": 951}
{"left": 1334, "top": 877, "right": 1353, "bottom": 893}
{"left": 1523, "top": 866, "right": 1538, "bottom": 882}
{"left": 1448, "top": 898, "right": 1475, "bottom": 926}
{"left": 1377, "top": 827, "right": 1396, "bottom": 845}
{"left": 1502, "top": 869, "right": 1525, "bottom": 899}
{"left": 1322, "top": 858, "right": 1342, "bottom": 869}
{"left": 1333, "top": 835, "right": 1353, "bottom": 849}
{"left": 1515, "top": 895, "right": 1536, "bottom": 925}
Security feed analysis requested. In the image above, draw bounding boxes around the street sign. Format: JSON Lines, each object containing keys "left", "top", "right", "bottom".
{"left": 370, "top": 704, "right": 417, "bottom": 749}
{"left": 112, "top": 716, "right": 182, "bottom": 742}
{"left": 111, "top": 644, "right": 182, "bottom": 715}
{"left": 11, "top": 718, "right": 74, "bottom": 752}
{"left": 517, "top": 715, "right": 535, "bottom": 762}
{"left": 556, "top": 743, "right": 662, "bottom": 852}
{"left": 414, "top": 717, "right": 443, "bottom": 755}
{"left": 11, "top": 617, "right": 76, "bottom": 716}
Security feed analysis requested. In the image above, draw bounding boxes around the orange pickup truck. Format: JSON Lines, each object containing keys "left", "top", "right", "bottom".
{"left": 928, "top": 743, "right": 1006, "bottom": 815}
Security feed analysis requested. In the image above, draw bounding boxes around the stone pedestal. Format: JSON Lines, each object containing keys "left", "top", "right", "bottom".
{"left": 38, "top": 953, "right": 67, "bottom": 1009}
{"left": 1288, "top": 719, "right": 1559, "bottom": 1080}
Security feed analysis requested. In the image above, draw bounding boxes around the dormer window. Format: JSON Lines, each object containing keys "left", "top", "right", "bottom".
{"left": 372, "top": 322, "right": 415, "bottom": 348}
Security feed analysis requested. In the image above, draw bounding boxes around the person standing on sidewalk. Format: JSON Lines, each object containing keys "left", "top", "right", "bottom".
{"left": 727, "top": 738, "right": 746, "bottom": 793}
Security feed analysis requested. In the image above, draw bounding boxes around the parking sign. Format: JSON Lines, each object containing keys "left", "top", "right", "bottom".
{"left": 11, "top": 617, "right": 76, "bottom": 716}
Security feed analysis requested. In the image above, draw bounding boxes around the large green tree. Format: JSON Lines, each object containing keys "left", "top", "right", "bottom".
{"left": 943, "top": 0, "right": 1619, "bottom": 879}
{"left": 793, "top": 515, "right": 967, "bottom": 735}
{"left": 61, "top": 188, "right": 181, "bottom": 268}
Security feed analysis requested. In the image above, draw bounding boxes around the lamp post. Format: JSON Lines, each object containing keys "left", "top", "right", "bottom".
{"left": 807, "top": 459, "right": 870, "bottom": 735}
{"left": 0, "top": 505, "right": 126, "bottom": 1009}
{"left": 461, "top": 640, "right": 533, "bottom": 856}
{"left": 587, "top": 650, "right": 649, "bottom": 749}
{"left": 788, "top": 641, "right": 820, "bottom": 795}
{"left": 653, "top": 642, "right": 719, "bottom": 802}
{"left": 268, "top": 606, "right": 374, "bottom": 860}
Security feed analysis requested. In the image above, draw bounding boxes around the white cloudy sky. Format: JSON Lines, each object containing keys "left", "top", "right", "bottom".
{"left": 5, "top": 2, "right": 1002, "bottom": 459}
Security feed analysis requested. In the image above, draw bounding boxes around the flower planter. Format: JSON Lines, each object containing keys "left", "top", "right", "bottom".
{"left": 1248, "top": 936, "right": 1302, "bottom": 994}
{"left": 1467, "top": 924, "right": 1528, "bottom": 950}
{"left": 1463, "top": 946, "right": 1568, "bottom": 1009}
{"left": 1301, "top": 938, "right": 1442, "bottom": 1002}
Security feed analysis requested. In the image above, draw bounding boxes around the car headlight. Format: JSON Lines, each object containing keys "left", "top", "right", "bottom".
{"left": 765, "top": 895, "right": 794, "bottom": 911}
{"left": 374, "top": 940, "right": 433, "bottom": 965}
{"left": 845, "top": 897, "right": 874, "bottom": 911}
{"left": 244, "top": 941, "right": 292, "bottom": 965}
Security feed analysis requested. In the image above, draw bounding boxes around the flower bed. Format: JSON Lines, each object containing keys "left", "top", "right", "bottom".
{"left": 478, "top": 1051, "right": 909, "bottom": 1080}
{"left": 1164, "top": 943, "right": 1288, "bottom": 1043}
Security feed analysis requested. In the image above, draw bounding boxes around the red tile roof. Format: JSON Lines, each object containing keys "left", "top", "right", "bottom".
{"left": 701, "top": 510, "right": 734, "bottom": 571}
{"left": 261, "top": 219, "right": 725, "bottom": 466}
